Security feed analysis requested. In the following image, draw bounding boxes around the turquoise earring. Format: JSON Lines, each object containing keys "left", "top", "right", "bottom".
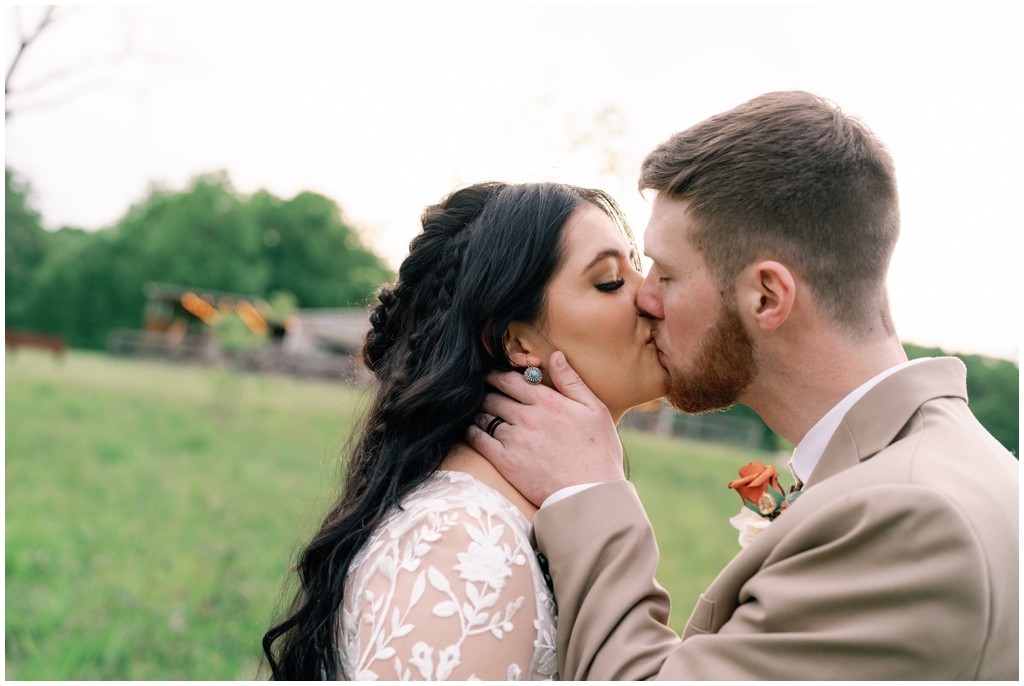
{"left": 524, "top": 366, "right": 543, "bottom": 385}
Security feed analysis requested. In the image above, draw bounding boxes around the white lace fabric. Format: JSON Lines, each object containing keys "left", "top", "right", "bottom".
{"left": 339, "top": 471, "right": 558, "bottom": 681}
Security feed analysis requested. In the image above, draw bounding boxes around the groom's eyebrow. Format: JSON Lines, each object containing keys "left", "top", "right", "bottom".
{"left": 581, "top": 248, "right": 630, "bottom": 275}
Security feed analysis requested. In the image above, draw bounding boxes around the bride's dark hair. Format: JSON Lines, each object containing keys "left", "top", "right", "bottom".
{"left": 262, "top": 182, "right": 635, "bottom": 679}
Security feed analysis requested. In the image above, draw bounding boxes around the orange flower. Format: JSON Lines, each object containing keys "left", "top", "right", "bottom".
{"left": 728, "top": 461, "right": 782, "bottom": 507}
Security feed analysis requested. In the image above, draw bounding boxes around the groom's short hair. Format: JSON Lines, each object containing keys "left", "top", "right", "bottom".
{"left": 640, "top": 91, "right": 900, "bottom": 334}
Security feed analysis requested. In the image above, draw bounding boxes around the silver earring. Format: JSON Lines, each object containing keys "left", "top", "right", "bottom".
{"left": 524, "top": 366, "right": 543, "bottom": 385}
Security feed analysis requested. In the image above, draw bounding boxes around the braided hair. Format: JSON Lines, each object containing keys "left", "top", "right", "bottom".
{"left": 262, "top": 182, "right": 635, "bottom": 679}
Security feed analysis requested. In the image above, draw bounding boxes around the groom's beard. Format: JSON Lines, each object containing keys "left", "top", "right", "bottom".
{"left": 660, "top": 304, "right": 757, "bottom": 414}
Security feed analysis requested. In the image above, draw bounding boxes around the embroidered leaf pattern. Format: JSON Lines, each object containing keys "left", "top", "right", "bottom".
{"left": 338, "top": 471, "right": 558, "bottom": 681}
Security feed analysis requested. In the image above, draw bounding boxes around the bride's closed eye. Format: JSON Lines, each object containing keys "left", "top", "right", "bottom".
{"left": 596, "top": 278, "right": 626, "bottom": 292}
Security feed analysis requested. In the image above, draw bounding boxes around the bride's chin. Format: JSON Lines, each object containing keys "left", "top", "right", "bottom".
{"left": 604, "top": 377, "right": 670, "bottom": 422}
{"left": 589, "top": 352, "right": 670, "bottom": 420}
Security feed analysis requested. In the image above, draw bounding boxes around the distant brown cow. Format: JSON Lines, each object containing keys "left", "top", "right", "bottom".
{"left": 5, "top": 330, "right": 66, "bottom": 358}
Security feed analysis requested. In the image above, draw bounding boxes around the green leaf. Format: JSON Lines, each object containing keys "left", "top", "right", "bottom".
{"left": 766, "top": 485, "right": 785, "bottom": 503}
{"left": 744, "top": 499, "right": 761, "bottom": 514}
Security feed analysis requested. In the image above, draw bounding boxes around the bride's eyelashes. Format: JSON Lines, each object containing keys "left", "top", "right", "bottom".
{"left": 595, "top": 278, "right": 626, "bottom": 292}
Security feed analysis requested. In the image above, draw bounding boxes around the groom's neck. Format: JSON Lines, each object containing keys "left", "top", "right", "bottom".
{"left": 741, "top": 328, "right": 908, "bottom": 448}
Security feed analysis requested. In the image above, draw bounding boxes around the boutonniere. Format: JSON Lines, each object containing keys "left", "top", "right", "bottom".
{"left": 727, "top": 461, "right": 801, "bottom": 548}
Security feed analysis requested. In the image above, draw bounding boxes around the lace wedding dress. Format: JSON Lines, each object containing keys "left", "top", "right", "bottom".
{"left": 339, "top": 471, "right": 559, "bottom": 681}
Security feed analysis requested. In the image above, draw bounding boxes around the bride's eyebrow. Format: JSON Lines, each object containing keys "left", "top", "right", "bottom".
{"left": 581, "top": 248, "right": 626, "bottom": 276}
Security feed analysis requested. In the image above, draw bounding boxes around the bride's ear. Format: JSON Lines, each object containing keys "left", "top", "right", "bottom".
{"left": 503, "top": 321, "right": 542, "bottom": 369}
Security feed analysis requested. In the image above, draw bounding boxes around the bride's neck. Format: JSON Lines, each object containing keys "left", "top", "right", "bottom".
{"left": 441, "top": 443, "right": 538, "bottom": 523}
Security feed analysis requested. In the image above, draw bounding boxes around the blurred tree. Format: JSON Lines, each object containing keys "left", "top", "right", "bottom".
{"left": 250, "top": 190, "right": 390, "bottom": 308}
{"left": 5, "top": 168, "right": 49, "bottom": 328}
{"left": 265, "top": 290, "right": 298, "bottom": 327}
{"left": 5, "top": 168, "right": 392, "bottom": 350}
{"left": 116, "top": 173, "right": 269, "bottom": 297}
{"left": 23, "top": 228, "right": 132, "bottom": 348}
{"left": 214, "top": 310, "right": 267, "bottom": 354}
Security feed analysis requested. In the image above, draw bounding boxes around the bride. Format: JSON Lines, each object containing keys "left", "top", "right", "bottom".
{"left": 262, "top": 182, "right": 668, "bottom": 680}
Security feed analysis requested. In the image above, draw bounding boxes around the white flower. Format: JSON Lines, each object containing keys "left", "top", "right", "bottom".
{"left": 729, "top": 507, "right": 772, "bottom": 549}
{"left": 454, "top": 541, "right": 513, "bottom": 590}
{"left": 408, "top": 642, "right": 434, "bottom": 680}
{"left": 436, "top": 644, "right": 461, "bottom": 681}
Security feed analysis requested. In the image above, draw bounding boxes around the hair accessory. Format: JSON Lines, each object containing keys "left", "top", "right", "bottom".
{"left": 486, "top": 416, "right": 505, "bottom": 437}
{"left": 524, "top": 366, "right": 543, "bottom": 385}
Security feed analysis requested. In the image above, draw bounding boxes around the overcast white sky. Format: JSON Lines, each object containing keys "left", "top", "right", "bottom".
{"left": 5, "top": 5, "right": 1021, "bottom": 361}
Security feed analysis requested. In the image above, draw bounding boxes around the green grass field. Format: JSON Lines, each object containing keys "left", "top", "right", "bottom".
{"left": 5, "top": 349, "right": 782, "bottom": 679}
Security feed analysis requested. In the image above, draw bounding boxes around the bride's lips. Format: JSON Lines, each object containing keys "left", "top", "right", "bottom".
{"left": 642, "top": 331, "right": 669, "bottom": 382}
{"left": 648, "top": 336, "right": 667, "bottom": 367}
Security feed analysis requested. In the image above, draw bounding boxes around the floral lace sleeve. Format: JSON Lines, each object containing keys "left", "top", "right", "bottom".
{"left": 342, "top": 501, "right": 543, "bottom": 681}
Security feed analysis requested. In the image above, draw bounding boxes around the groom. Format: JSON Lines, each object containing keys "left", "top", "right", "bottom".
{"left": 467, "top": 91, "right": 1018, "bottom": 679}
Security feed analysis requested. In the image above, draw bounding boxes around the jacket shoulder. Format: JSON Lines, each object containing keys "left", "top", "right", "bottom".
{"left": 668, "top": 481, "right": 1003, "bottom": 679}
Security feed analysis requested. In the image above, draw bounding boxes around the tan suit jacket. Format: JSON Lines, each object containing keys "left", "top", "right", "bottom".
{"left": 534, "top": 357, "right": 1018, "bottom": 679}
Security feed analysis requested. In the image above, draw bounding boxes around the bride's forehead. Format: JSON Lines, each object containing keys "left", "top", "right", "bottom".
{"left": 561, "top": 205, "right": 627, "bottom": 255}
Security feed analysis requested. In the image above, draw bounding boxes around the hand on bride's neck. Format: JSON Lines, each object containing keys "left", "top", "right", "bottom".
{"left": 442, "top": 443, "right": 538, "bottom": 523}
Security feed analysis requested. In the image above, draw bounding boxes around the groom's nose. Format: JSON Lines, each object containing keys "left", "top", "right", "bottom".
{"left": 636, "top": 273, "right": 664, "bottom": 320}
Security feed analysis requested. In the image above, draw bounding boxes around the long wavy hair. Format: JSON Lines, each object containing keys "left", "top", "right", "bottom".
{"left": 262, "top": 182, "right": 636, "bottom": 679}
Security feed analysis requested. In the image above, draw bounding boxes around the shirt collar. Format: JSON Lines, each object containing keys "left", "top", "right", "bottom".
{"left": 789, "top": 357, "right": 931, "bottom": 486}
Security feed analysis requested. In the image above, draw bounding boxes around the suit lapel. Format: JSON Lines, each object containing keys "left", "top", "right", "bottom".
{"left": 683, "top": 357, "right": 969, "bottom": 638}
{"left": 805, "top": 357, "right": 968, "bottom": 489}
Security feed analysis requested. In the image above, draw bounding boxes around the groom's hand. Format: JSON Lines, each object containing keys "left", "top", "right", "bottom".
{"left": 467, "top": 351, "right": 625, "bottom": 507}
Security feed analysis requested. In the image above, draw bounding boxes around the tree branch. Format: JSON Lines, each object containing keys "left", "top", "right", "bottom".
{"left": 10, "top": 46, "right": 132, "bottom": 98}
{"left": 6, "top": 6, "right": 56, "bottom": 97}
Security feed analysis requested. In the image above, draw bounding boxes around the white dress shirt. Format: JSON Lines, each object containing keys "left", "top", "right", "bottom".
{"left": 787, "top": 357, "right": 929, "bottom": 486}
{"left": 541, "top": 357, "right": 931, "bottom": 509}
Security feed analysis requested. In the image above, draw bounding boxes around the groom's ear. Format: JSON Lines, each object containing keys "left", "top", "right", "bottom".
{"left": 737, "top": 260, "right": 796, "bottom": 333}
